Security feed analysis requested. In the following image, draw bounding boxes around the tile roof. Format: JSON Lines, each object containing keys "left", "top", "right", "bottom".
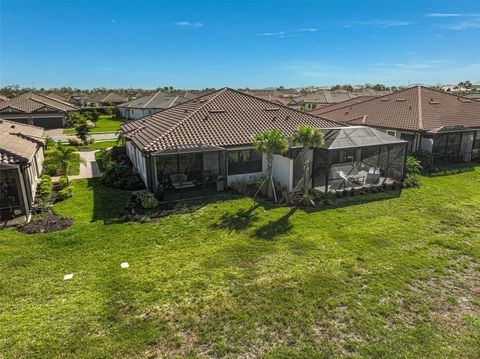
{"left": 310, "top": 96, "right": 375, "bottom": 115}
{"left": 89, "top": 92, "right": 128, "bottom": 104}
{"left": 0, "top": 94, "right": 9, "bottom": 102}
{"left": 0, "top": 92, "right": 78, "bottom": 114}
{"left": 320, "top": 86, "right": 480, "bottom": 132}
{"left": 290, "top": 89, "right": 391, "bottom": 105}
{"left": 0, "top": 120, "right": 46, "bottom": 164}
{"left": 118, "top": 91, "right": 189, "bottom": 109}
{"left": 243, "top": 91, "right": 291, "bottom": 106}
{"left": 121, "top": 87, "right": 341, "bottom": 153}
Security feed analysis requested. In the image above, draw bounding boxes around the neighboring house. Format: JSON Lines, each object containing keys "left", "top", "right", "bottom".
{"left": 472, "top": 81, "right": 480, "bottom": 90}
{"left": 0, "top": 92, "right": 78, "bottom": 129}
{"left": 465, "top": 93, "right": 480, "bottom": 101}
{"left": 121, "top": 88, "right": 407, "bottom": 202}
{"left": 243, "top": 91, "right": 291, "bottom": 106}
{"left": 0, "top": 94, "right": 9, "bottom": 103}
{"left": 0, "top": 120, "right": 46, "bottom": 223}
{"left": 319, "top": 85, "right": 480, "bottom": 166}
{"left": 310, "top": 96, "right": 375, "bottom": 115}
{"left": 118, "top": 91, "right": 189, "bottom": 120}
{"left": 288, "top": 89, "right": 391, "bottom": 111}
{"left": 46, "top": 93, "right": 70, "bottom": 103}
{"left": 88, "top": 93, "right": 129, "bottom": 107}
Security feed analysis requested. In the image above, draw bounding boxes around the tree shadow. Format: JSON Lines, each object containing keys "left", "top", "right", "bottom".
{"left": 88, "top": 178, "right": 131, "bottom": 224}
{"left": 424, "top": 163, "right": 478, "bottom": 177}
{"left": 253, "top": 207, "right": 297, "bottom": 241}
{"left": 211, "top": 203, "right": 260, "bottom": 232}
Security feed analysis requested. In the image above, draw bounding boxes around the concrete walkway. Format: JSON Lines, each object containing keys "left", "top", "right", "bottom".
{"left": 49, "top": 132, "right": 118, "bottom": 142}
{"left": 52, "top": 150, "right": 102, "bottom": 181}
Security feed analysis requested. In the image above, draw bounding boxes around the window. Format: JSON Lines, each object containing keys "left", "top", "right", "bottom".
{"left": 228, "top": 149, "right": 262, "bottom": 175}
{"left": 386, "top": 130, "right": 396, "bottom": 137}
{"left": 474, "top": 130, "right": 480, "bottom": 149}
{"left": 400, "top": 133, "right": 416, "bottom": 153}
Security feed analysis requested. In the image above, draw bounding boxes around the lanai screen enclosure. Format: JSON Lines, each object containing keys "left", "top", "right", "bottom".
{"left": 295, "top": 127, "right": 407, "bottom": 193}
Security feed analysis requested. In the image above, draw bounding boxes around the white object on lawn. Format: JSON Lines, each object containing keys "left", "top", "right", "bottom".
{"left": 121, "top": 262, "right": 129, "bottom": 268}
{"left": 64, "top": 274, "right": 73, "bottom": 280}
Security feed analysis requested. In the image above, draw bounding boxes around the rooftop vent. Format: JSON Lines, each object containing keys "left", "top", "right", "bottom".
{"left": 208, "top": 109, "right": 225, "bottom": 114}
{"left": 199, "top": 99, "right": 208, "bottom": 103}
{"left": 460, "top": 99, "right": 472, "bottom": 103}
{"left": 429, "top": 100, "right": 439, "bottom": 104}
{"left": 264, "top": 107, "right": 280, "bottom": 111}
{"left": 380, "top": 98, "right": 390, "bottom": 101}
{"left": 396, "top": 98, "right": 406, "bottom": 102}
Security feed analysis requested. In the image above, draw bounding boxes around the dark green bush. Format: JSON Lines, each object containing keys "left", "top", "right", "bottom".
{"left": 57, "top": 186, "right": 74, "bottom": 201}
{"left": 101, "top": 146, "right": 144, "bottom": 190}
{"left": 59, "top": 176, "right": 68, "bottom": 189}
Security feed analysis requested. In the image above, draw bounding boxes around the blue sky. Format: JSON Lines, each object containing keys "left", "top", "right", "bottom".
{"left": 1, "top": 1, "right": 479, "bottom": 89}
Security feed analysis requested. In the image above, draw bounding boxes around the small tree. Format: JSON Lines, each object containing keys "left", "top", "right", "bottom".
{"left": 252, "top": 129, "right": 289, "bottom": 201}
{"left": 46, "top": 146, "right": 86, "bottom": 184}
{"left": 75, "top": 119, "right": 91, "bottom": 145}
{"left": 292, "top": 125, "right": 325, "bottom": 202}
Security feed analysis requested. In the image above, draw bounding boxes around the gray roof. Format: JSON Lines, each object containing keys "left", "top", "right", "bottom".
{"left": 322, "top": 126, "right": 406, "bottom": 150}
{"left": 118, "top": 91, "right": 188, "bottom": 109}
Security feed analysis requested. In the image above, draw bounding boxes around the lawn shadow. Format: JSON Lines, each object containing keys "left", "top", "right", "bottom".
{"left": 211, "top": 203, "right": 261, "bottom": 232}
{"left": 253, "top": 207, "right": 297, "bottom": 241}
{"left": 87, "top": 178, "right": 131, "bottom": 224}
{"left": 424, "top": 163, "right": 478, "bottom": 177}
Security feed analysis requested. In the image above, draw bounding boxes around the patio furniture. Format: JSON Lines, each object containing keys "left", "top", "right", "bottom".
{"left": 365, "top": 167, "right": 381, "bottom": 185}
{"left": 170, "top": 173, "right": 195, "bottom": 189}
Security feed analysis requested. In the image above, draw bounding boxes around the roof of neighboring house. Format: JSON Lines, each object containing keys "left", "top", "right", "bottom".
{"left": 465, "top": 93, "right": 480, "bottom": 101}
{"left": 118, "top": 91, "right": 189, "bottom": 109}
{"left": 121, "top": 87, "right": 340, "bottom": 153}
{"left": 243, "top": 91, "right": 291, "bottom": 106}
{"left": 290, "top": 89, "right": 392, "bottom": 105}
{"left": 46, "top": 93, "right": 69, "bottom": 102}
{"left": 0, "top": 120, "right": 46, "bottom": 164}
{"left": 319, "top": 86, "right": 480, "bottom": 132}
{"left": 0, "top": 94, "right": 9, "bottom": 102}
{"left": 310, "top": 96, "right": 375, "bottom": 115}
{"left": 0, "top": 92, "right": 78, "bottom": 114}
{"left": 321, "top": 126, "right": 406, "bottom": 150}
{"left": 89, "top": 92, "right": 129, "bottom": 104}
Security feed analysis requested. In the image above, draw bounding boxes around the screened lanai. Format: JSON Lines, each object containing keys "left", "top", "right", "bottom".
{"left": 153, "top": 144, "right": 227, "bottom": 202}
{"left": 310, "top": 127, "right": 407, "bottom": 193}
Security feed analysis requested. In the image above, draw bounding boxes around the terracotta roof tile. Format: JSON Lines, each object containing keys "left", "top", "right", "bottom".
{"left": 320, "top": 86, "right": 480, "bottom": 131}
{"left": 0, "top": 92, "right": 78, "bottom": 114}
{"left": 121, "top": 88, "right": 341, "bottom": 152}
{"left": 0, "top": 120, "right": 46, "bottom": 164}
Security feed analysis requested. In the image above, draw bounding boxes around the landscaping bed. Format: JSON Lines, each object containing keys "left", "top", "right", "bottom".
{"left": 17, "top": 212, "right": 72, "bottom": 234}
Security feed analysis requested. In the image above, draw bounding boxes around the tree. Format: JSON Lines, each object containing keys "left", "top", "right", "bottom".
{"left": 252, "top": 129, "right": 289, "bottom": 201}
{"left": 75, "top": 119, "right": 91, "bottom": 145}
{"left": 45, "top": 146, "right": 85, "bottom": 184}
{"left": 292, "top": 125, "right": 325, "bottom": 203}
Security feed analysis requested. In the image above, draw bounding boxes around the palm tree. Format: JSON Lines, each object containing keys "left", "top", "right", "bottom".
{"left": 46, "top": 146, "right": 86, "bottom": 184}
{"left": 292, "top": 125, "right": 325, "bottom": 200}
{"left": 252, "top": 129, "right": 289, "bottom": 201}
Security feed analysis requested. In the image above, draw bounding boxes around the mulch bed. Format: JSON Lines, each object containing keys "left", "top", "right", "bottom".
{"left": 18, "top": 212, "right": 72, "bottom": 234}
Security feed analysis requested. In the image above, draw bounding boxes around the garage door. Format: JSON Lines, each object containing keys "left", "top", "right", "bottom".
{"left": 33, "top": 117, "right": 64, "bottom": 129}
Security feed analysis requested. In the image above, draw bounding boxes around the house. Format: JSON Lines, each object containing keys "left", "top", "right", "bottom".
{"left": 310, "top": 96, "right": 375, "bottom": 115}
{"left": 118, "top": 91, "right": 189, "bottom": 120}
{"left": 243, "top": 91, "right": 291, "bottom": 106}
{"left": 288, "top": 89, "right": 391, "bottom": 111}
{"left": 472, "top": 81, "right": 480, "bottom": 90}
{"left": 121, "top": 88, "right": 407, "bottom": 202}
{"left": 88, "top": 92, "right": 128, "bottom": 107}
{"left": 0, "top": 94, "right": 9, "bottom": 103}
{"left": 318, "top": 86, "right": 480, "bottom": 166}
{"left": 0, "top": 92, "right": 78, "bottom": 129}
{"left": 0, "top": 120, "right": 46, "bottom": 223}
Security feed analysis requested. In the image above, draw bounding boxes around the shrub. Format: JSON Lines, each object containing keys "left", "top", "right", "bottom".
{"left": 404, "top": 155, "right": 422, "bottom": 188}
{"left": 59, "top": 176, "right": 69, "bottom": 189}
{"left": 412, "top": 150, "right": 432, "bottom": 168}
{"left": 57, "top": 186, "right": 74, "bottom": 201}
{"left": 36, "top": 175, "right": 53, "bottom": 210}
{"left": 230, "top": 178, "right": 248, "bottom": 195}
{"left": 66, "top": 136, "right": 82, "bottom": 146}
{"left": 101, "top": 146, "right": 144, "bottom": 190}
{"left": 75, "top": 119, "right": 91, "bottom": 145}
{"left": 66, "top": 112, "right": 85, "bottom": 128}
{"left": 135, "top": 191, "right": 159, "bottom": 210}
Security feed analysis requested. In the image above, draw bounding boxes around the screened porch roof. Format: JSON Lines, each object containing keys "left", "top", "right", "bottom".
{"left": 152, "top": 143, "right": 225, "bottom": 156}
{"left": 321, "top": 126, "right": 407, "bottom": 150}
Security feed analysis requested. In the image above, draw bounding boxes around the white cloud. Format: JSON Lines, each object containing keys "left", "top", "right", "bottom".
{"left": 440, "top": 17, "right": 480, "bottom": 30}
{"left": 425, "top": 13, "right": 463, "bottom": 17}
{"left": 257, "top": 28, "right": 317, "bottom": 38}
{"left": 345, "top": 20, "right": 410, "bottom": 28}
{"left": 174, "top": 21, "right": 204, "bottom": 28}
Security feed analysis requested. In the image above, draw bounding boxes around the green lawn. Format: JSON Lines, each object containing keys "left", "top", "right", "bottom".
{"left": 1, "top": 169, "right": 479, "bottom": 358}
{"left": 60, "top": 139, "right": 122, "bottom": 152}
{"left": 64, "top": 115, "right": 123, "bottom": 134}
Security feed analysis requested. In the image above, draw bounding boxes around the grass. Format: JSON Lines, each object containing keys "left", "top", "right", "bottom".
{"left": 1, "top": 168, "right": 479, "bottom": 358}
{"left": 60, "top": 139, "right": 122, "bottom": 152}
{"left": 64, "top": 115, "right": 123, "bottom": 134}
{"left": 95, "top": 150, "right": 106, "bottom": 171}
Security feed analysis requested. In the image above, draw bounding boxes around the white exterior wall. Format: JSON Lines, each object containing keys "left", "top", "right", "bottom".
{"left": 126, "top": 140, "right": 148, "bottom": 186}
{"left": 121, "top": 108, "right": 159, "bottom": 120}
{"left": 272, "top": 154, "right": 294, "bottom": 192}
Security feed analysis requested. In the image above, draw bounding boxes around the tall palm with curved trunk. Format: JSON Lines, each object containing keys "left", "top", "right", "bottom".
{"left": 46, "top": 146, "right": 86, "bottom": 184}
{"left": 293, "top": 125, "right": 325, "bottom": 198}
{"left": 252, "top": 129, "right": 289, "bottom": 201}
